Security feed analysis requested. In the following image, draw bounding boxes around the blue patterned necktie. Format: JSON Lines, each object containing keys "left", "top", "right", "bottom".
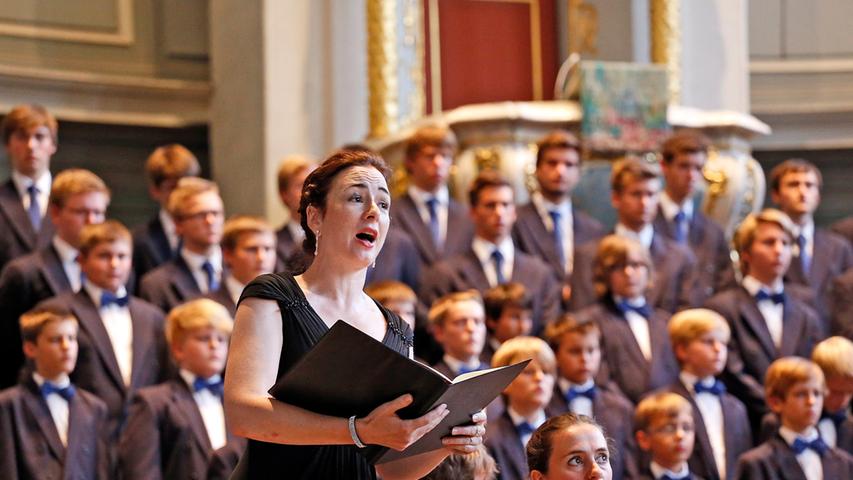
{"left": 565, "top": 385, "right": 597, "bottom": 404}
{"left": 516, "top": 421, "right": 535, "bottom": 437}
{"left": 694, "top": 379, "right": 726, "bottom": 396}
{"left": 791, "top": 436, "right": 828, "bottom": 456}
{"left": 616, "top": 300, "right": 651, "bottom": 318}
{"left": 101, "top": 291, "right": 129, "bottom": 308}
{"left": 797, "top": 234, "right": 810, "bottom": 276}
{"left": 425, "top": 197, "right": 441, "bottom": 248}
{"left": 41, "top": 382, "right": 76, "bottom": 401}
{"left": 491, "top": 249, "right": 506, "bottom": 285}
{"left": 755, "top": 289, "right": 785, "bottom": 305}
{"left": 548, "top": 209, "right": 566, "bottom": 271}
{"left": 202, "top": 260, "right": 219, "bottom": 292}
{"left": 193, "top": 377, "right": 224, "bottom": 397}
{"left": 673, "top": 210, "right": 687, "bottom": 244}
{"left": 26, "top": 185, "right": 42, "bottom": 229}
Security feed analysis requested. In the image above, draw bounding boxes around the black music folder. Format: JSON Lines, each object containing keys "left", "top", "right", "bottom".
{"left": 268, "top": 320, "right": 528, "bottom": 464}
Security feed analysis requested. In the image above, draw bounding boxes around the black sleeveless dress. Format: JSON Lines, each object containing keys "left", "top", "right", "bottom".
{"left": 232, "top": 272, "right": 414, "bottom": 479}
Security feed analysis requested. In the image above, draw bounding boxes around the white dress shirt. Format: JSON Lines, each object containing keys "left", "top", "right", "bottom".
{"left": 615, "top": 222, "right": 654, "bottom": 250}
{"left": 32, "top": 372, "right": 71, "bottom": 446}
{"left": 557, "top": 377, "right": 594, "bottom": 417}
{"left": 613, "top": 295, "right": 652, "bottom": 361}
{"left": 179, "top": 370, "right": 227, "bottom": 450}
{"left": 52, "top": 236, "right": 82, "bottom": 292}
{"left": 796, "top": 220, "right": 815, "bottom": 260}
{"left": 85, "top": 282, "right": 134, "bottom": 386}
{"left": 681, "top": 371, "right": 726, "bottom": 477}
{"left": 11, "top": 169, "right": 51, "bottom": 218}
{"left": 408, "top": 185, "right": 449, "bottom": 247}
{"left": 659, "top": 192, "right": 694, "bottom": 224}
{"left": 158, "top": 209, "right": 180, "bottom": 253}
{"left": 471, "top": 236, "right": 514, "bottom": 287}
{"left": 532, "top": 192, "right": 575, "bottom": 273}
{"left": 779, "top": 426, "right": 823, "bottom": 480}
{"left": 181, "top": 247, "right": 223, "bottom": 294}
{"left": 649, "top": 461, "right": 691, "bottom": 480}
{"left": 817, "top": 417, "right": 838, "bottom": 449}
{"left": 506, "top": 407, "right": 547, "bottom": 448}
{"left": 223, "top": 274, "right": 245, "bottom": 308}
{"left": 441, "top": 354, "right": 482, "bottom": 377}
{"left": 741, "top": 275, "right": 785, "bottom": 349}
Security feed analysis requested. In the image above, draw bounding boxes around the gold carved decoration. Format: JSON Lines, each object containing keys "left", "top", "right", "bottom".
{"left": 702, "top": 149, "right": 727, "bottom": 215}
{"left": 474, "top": 147, "right": 502, "bottom": 173}
{"left": 568, "top": 0, "right": 599, "bottom": 56}
{"left": 650, "top": 0, "right": 681, "bottom": 104}
{"left": 367, "top": 0, "right": 400, "bottom": 138}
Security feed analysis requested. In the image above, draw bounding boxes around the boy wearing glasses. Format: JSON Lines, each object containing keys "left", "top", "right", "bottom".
{"left": 635, "top": 392, "right": 699, "bottom": 480}
{"left": 140, "top": 177, "right": 225, "bottom": 313}
{"left": 0, "top": 169, "right": 110, "bottom": 388}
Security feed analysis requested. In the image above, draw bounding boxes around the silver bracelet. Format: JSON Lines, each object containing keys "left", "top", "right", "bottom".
{"left": 348, "top": 415, "right": 366, "bottom": 448}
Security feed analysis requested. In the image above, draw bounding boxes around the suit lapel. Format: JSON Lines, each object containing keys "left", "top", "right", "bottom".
{"left": 519, "top": 205, "right": 563, "bottom": 272}
{"left": 172, "top": 380, "right": 214, "bottom": 452}
{"left": 66, "top": 391, "right": 94, "bottom": 470}
{"left": 0, "top": 180, "right": 37, "bottom": 249}
{"left": 174, "top": 256, "right": 203, "bottom": 298}
{"left": 128, "top": 299, "right": 149, "bottom": 389}
{"left": 647, "top": 234, "right": 667, "bottom": 306}
{"left": 673, "top": 381, "right": 717, "bottom": 478}
{"left": 735, "top": 288, "right": 778, "bottom": 359}
{"left": 445, "top": 200, "right": 472, "bottom": 257}
{"left": 458, "top": 250, "right": 491, "bottom": 291}
{"left": 21, "top": 379, "right": 65, "bottom": 461}
{"left": 72, "top": 292, "right": 126, "bottom": 391}
{"left": 150, "top": 217, "right": 172, "bottom": 262}
{"left": 394, "top": 195, "right": 438, "bottom": 262}
{"left": 809, "top": 231, "right": 830, "bottom": 290}
{"left": 604, "top": 303, "right": 649, "bottom": 367}
{"left": 39, "top": 246, "right": 72, "bottom": 295}
{"left": 778, "top": 299, "right": 804, "bottom": 357}
{"left": 769, "top": 436, "right": 808, "bottom": 480}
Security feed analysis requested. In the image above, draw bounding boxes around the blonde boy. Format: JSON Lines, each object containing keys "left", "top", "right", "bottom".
{"left": 664, "top": 308, "right": 752, "bottom": 480}
{"left": 811, "top": 337, "right": 853, "bottom": 452}
{"left": 119, "top": 299, "right": 243, "bottom": 479}
{"left": 214, "top": 215, "right": 277, "bottom": 314}
{"left": 429, "top": 290, "right": 488, "bottom": 378}
{"left": 736, "top": 357, "right": 853, "bottom": 479}
{"left": 0, "top": 309, "right": 109, "bottom": 478}
{"left": 365, "top": 280, "right": 417, "bottom": 331}
{"left": 487, "top": 336, "right": 556, "bottom": 480}
{"left": 635, "top": 392, "right": 697, "bottom": 480}
{"left": 545, "top": 313, "right": 638, "bottom": 480}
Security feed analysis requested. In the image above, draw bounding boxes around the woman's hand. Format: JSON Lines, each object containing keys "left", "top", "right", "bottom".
{"left": 441, "top": 409, "right": 487, "bottom": 454}
{"left": 357, "top": 394, "right": 449, "bottom": 451}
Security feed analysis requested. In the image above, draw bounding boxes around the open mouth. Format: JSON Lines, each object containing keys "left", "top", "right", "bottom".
{"left": 356, "top": 229, "right": 377, "bottom": 245}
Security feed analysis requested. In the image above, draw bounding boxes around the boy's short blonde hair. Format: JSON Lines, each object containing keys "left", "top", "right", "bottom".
{"left": 765, "top": 356, "right": 825, "bottom": 401}
{"left": 221, "top": 215, "right": 273, "bottom": 251}
{"left": 365, "top": 280, "right": 417, "bottom": 305}
{"left": 593, "top": 235, "right": 654, "bottom": 298}
{"left": 491, "top": 336, "right": 556, "bottom": 374}
{"left": 668, "top": 308, "right": 731, "bottom": 350}
{"left": 812, "top": 336, "right": 853, "bottom": 380}
{"left": 610, "top": 158, "right": 659, "bottom": 194}
{"left": 78, "top": 220, "right": 132, "bottom": 256}
{"left": 49, "top": 168, "right": 111, "bottom": 209}
{"left": 428, "top": 290, "right": 483, "bottom": 327}
{"left": 634, "top": 392, "right": 692, "bottom": 433}
{"left": 166, "top": 177, "right": 220, "bottom": 219}
{"left": 165, "top": 299, "right": 233, "bottom": 347}
{"left": 543, "top": 313, "right": 600, "bottom": 352}
{"left": 732, "top": 209, "right": 796, "bottom": 275}
{"left": 20, "top": 308, "right": 77, "bottom": 344}
{"left": 144, "top": 144, "right": 200, "bottom": 188}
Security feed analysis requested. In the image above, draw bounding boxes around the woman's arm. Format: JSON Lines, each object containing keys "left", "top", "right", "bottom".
{"left": 224, "top": 298, "right": 448, "bottom": 446}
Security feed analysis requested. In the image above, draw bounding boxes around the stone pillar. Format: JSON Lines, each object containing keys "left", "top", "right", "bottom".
{"left": 209, "top": 0, "right": 370, "bottom": 224}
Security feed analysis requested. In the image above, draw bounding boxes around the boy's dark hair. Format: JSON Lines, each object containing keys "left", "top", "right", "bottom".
{"left": 483, "top": 282, "right": 532, "bottom": 321}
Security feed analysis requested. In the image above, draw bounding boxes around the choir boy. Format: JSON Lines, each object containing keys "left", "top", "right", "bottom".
{"left": 481, "top": 282, "right": 533, "bottom": 365}
{"left": 429, "top": 290, "right": 488, "bottom": 378}
{"left": 635, "top": 392, "right": 701, "bottom": 480}
{"left": 209, "top": 215, "right": 276, "bottom": 315}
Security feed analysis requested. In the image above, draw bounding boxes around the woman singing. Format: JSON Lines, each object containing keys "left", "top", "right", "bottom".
{"left": 224, "top": 149, "right": 486, "bottom": 479}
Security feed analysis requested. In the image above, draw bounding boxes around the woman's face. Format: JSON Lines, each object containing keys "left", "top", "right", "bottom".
{"left": 531, "top": 424, "right": 612, "bottom": 480}
{"left": 308, "top": 165, "right": 391, "bottom": 269}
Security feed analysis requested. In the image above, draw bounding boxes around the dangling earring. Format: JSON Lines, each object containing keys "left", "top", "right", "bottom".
{"left": 371, "top": 259, "right": 376, "bottom": 269}
{"left": 314, "top": 231, "right": 320, "bottom": 256}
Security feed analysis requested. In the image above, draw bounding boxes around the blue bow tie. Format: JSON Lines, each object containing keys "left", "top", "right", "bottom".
{"left": 616, "top": 300, "right": 651, "bottom": 318}
{"left": 101, "top": 291, "right": 129, "bottom": 308}
{"left": 565, "top": 385, "right": 597, "bottom": 404}
{"left": 755, "top": 289, "right": 785, "bottom": 305}
{"left": 822, "top": 409, "right": 848, "bottom": 428}
{"left": 694, "top": 379, "right": 726, "bottom": 396}
{"left": 192, "top": 377, "right": 224, "bottom": 397}
{"left": 458, "top": 363, "right": 485, "bottom": 376}
{"left": 516, "top": 421, "right": 535, "bottom": 436}
{"left": 791, "top": 436, "right": 829, "bottom": 456}
{"left": 41, "top": 382, "right": 75, "bottom": 401}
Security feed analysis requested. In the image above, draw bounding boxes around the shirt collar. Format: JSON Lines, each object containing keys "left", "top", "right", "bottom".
{"left": 179, "top": 368, "right": 223, "bottom": 390}
{"left": 471, "top": 235, "right": 514, "bottom": 264}
{"left": 11, "top": 169, "right": 51, "bottom": 198}
{"left": 286, "top": 219, "right": 305, "bottom": 242}
{"left": 558, "top": 377, "right": 595, "bottom": 396}
{"left": 507, "top": 406, "right": 547, "bottom": 430}
{"left": 51, "top": 236, "right": 79, "bottom": 264}
{"left": 659, "top": 191, "right": 694, "bottom": 222}
{"left": 32, "top": 371, "right": 71, "bottom": 388}
{"left": 797, "top": 219, "right": 815, "bottom": 242}
{"left": 615, "top": 223, "right": 654, "bottom": 249}
{"left": 532, "top": 191, "right": 572, "bottom": 217}
{"left": 83, "top": 282, "right": 128, "bottom": 309}
{"left": 649, "top": 461, "right": 690, "bottom": 480}
{"left": 181, "top": 246, "right": 222, "bottom": 272}
{"left": 408, "top": 184, "right": 449, "bottom": 206}
{"left": 679, "top": 371, "right": 717, "bottom": 393}
{"left": 442, "top": 354, "right": 481, "bottom": 375}
{"left": 741, "top": 275, "right": 784, "bottom": 296}
{"left": 779, "top": 425, "right": 819, "bottom": 446}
